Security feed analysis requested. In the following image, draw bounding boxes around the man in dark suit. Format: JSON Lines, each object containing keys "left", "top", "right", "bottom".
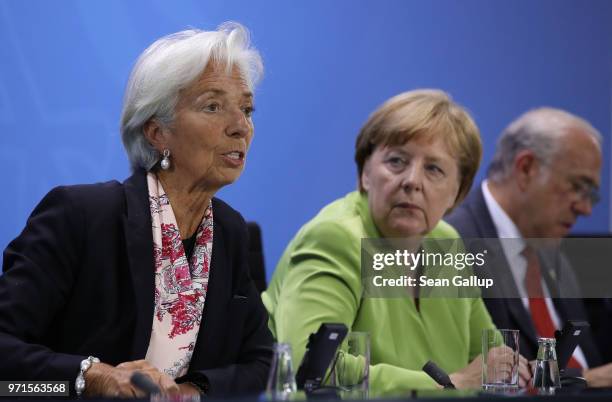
{"left": 447, "top": 107, "right": 612, "bottom": 387}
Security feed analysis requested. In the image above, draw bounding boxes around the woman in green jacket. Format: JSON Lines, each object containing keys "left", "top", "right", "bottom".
{"left": 263, "top": 89, "right": 531, "bottom": 395}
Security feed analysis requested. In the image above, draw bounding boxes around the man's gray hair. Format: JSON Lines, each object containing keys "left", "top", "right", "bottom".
{"left": 120, "top": 22, "right": 263, "bottom": 171}
{"left": 487, "top": 107, "right": 602, "bottom": 182}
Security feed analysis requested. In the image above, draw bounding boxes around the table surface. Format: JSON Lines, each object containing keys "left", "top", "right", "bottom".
{"left": 4, "top": 388, "right": 612, "bottom": 402}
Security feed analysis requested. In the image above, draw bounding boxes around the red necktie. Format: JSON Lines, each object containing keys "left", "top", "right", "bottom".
{"left": 522, "top": 246, "right": 582, "bottom": 369}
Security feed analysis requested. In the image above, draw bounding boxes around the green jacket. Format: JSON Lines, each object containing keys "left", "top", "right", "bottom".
{"left": 262, "top": 191, "right": 496, "bottom": 394}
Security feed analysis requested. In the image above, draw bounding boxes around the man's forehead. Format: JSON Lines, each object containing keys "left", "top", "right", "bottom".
{"left": 556, "top": 156, "right": 602, "bottom": 187}
{"left": 544, "top": 142, "right": 599, "bottom": 190}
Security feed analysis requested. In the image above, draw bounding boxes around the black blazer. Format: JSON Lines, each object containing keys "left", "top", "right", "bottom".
{"left": 446, "top": 185, "right": 603, "bottom": 367}
{"left": 0, "top": 169, "right": 273, "bottom": 396}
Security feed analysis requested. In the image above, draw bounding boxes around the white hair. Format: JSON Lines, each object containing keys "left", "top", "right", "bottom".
{"left": 487, "top": 107, "right": 602, "bottom": 182}
{"left": 120, "top": 22, "right": 263, "bottom": 171}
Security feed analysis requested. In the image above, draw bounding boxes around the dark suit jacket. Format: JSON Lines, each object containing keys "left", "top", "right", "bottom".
{"left": 446, "top": 185, "right": 602, "bottom": 367}
{"left": 0, "top": 169, "right": 273, "bottom": 396}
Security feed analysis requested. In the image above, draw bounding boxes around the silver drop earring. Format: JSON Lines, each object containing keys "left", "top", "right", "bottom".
{"left": 160, "top": 149, "right": 171, "bottom": 170}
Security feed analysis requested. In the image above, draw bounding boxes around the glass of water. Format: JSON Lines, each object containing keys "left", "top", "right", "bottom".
{"left": 330, "top": 332, "right": 370, "bottom": 399}
{"left": 482, "top": 329, "right": 520, "bottom": 391}
{"left": 266, "top": 343, "right": 297, "bottom": 400}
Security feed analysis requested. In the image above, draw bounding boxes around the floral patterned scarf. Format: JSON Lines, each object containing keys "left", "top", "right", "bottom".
{"left": 144, "top": 172, "right": 213, "bottom": 378}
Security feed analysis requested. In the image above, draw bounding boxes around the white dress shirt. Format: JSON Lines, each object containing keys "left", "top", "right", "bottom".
{"left": 481, "top": 180, "right": 587, "bottom": 368}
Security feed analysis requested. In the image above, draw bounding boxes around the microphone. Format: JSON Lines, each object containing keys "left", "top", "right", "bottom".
{"left": 422, "top": 360, "right": 456, "bottom": 389}
{"left": 130, "top": 372, "right": 161, "bottom": 395}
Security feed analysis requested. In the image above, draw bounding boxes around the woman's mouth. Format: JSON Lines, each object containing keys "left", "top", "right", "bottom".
{"left": 221, "top": 151, "right": 245, "bottom": 167}
{"left": 395, "top": 202, "right": 421, "bottom": 211}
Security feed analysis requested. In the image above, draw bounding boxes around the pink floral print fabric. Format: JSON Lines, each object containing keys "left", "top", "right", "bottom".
{"left": 145, "top": 172, "right": 213, "bottom": 378}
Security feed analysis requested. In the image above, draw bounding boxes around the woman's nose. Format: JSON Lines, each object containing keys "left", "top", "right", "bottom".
{"left": 401, "top": 164, "right": 423, "bottom": 192}
{"left": 225, "top": 107, "right": 251, "bottom": 138}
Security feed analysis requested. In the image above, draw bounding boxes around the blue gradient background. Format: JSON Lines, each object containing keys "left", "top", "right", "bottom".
{"left": 1, "top": 0, "right": 610, "bottom": 279}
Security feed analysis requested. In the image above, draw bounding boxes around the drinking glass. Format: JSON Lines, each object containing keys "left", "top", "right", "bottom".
{"left": 330, "top": 332, "right": 370, "bottom": 399}
{"left": 266, "top": 343, "right": 297, "bottom": 400}
{"left": 482, "top": 329, "right": 520, "bottom": 391}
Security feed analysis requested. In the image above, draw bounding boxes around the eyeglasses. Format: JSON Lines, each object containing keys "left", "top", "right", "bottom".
{"left": 568, "top": 178, "right": 600, "bottom": 205}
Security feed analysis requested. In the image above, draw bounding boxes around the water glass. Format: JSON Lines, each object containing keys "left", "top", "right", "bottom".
{"left": 482, "top": 329, "right": 520, "bottom": 390}
{"left": 266, "top": 343, "right": 297, "bottom": 399}
{"left": 330, "top": 332, "right": 370, "bottom": 399}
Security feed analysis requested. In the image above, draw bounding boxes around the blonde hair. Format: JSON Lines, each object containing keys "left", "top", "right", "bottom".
{"left": 355, "top": 89, "right": 482, "bottom": 207}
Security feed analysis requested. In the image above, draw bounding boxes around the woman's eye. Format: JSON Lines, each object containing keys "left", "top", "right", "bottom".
{"left": 204, "top": 102, "right": 220, "bottom": 112}
{"left": 426, "top": 164, "right": 444, "bottom": 175}
{"left": 242, "top": 106, "right": 255, "bottom": 117}
{"left": 386, "top": 157, "right": 406, "bottom": 169}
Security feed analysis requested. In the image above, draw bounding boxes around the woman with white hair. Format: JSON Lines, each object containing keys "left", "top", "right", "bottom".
{"left": 0, "top": 23, "right": 272, "bottom": 398}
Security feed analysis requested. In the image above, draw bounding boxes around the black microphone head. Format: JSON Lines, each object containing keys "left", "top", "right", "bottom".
{"left": 130, "top": 371, "right": 161, "bottom": 395}
{"left": 422, "top": 360, "right": 455, "bottom": 389}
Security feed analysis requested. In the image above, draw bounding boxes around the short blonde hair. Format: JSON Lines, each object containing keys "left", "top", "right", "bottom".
{"left": 355, "top": 89, "right": 482, "bottom": 208}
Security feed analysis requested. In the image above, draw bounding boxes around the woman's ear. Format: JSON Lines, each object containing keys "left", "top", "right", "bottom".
{"left": 143, "top": 119, "right": 167, "bottom": 152}
{"left": 361, "top": 160, "right": 371, "bottom": 192}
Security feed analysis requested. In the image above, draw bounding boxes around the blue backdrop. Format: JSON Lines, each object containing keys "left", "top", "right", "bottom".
{"left": 1, "top": 0, "right": 610, "bottom": 280}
